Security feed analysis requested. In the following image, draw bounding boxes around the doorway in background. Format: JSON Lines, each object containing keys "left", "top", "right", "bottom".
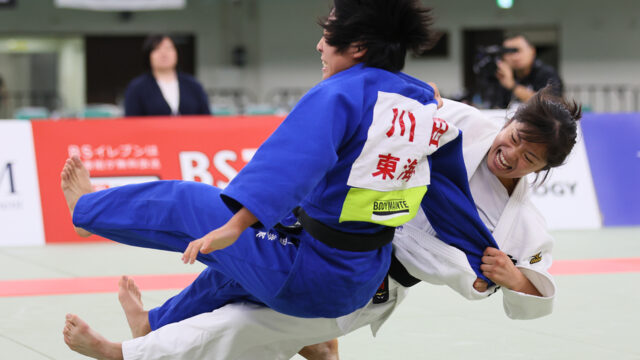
{"left": 85, "top": 34, "right": 195, "bottom": 105}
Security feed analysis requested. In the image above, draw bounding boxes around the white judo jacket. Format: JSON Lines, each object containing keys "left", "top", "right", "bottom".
{"left": 393, "top": 99, "right": 556, "bottom": 321}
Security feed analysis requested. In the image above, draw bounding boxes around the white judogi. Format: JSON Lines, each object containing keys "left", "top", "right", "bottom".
{"left": 395, "top": 99, "right": 555, "bottom": 321}
{"left": 122, "top": 283, "right": 406, "bottom": 360}
{"left": 121, "top": 100, "right": 556, "bottom": 360}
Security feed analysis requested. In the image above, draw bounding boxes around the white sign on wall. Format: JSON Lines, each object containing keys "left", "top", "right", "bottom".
{"left": 527, "top": 128, "right": 602, "bottom": 230}
{"left": 55, "top": 0, "right": 185, "bottom": 11}
{"left": 0, "top": 121, "right": 45, "bottom": 246}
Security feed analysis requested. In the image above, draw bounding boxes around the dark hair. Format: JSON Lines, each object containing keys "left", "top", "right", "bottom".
{"left": 141, "top": 34, "right": 177, "bottom": 71}
{"left": 509, "top": 85, "right": 582, "bottom": 182}
{"left": 503, "top": 33, "right": 534, "bottom": 48}
{"left": 319, "top": 0, "right": 435, "bottom": 72}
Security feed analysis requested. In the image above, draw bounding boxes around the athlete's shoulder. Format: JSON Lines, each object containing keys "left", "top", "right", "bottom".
{"left": 303, "top": 65, "right": 370, "bottom": 101}
{"left": 437, "top": 99, "right": 501, "bottom": 132}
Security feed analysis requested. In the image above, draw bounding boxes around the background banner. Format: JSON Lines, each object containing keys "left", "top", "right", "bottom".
{"left": 527, "top": 127, "right": 602, "bottom": 230}
{"left": 582, "top": 113, "right": 640, "bottom": 226}
{"left": 31, "top": 115, "right": 283, "bottom": 243}
{"left": 0, "top": 121, "right": 45, "bottom": 246}
{"left": 20, "top": 112, "right": 636, "bottom": 245}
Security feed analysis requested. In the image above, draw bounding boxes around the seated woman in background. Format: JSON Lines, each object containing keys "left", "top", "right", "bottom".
{"left": 124, "top": 34, "right": 210, "bottom": 116}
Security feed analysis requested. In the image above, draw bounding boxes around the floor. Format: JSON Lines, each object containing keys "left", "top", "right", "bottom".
{"left": 1, "top": 227, "right": 639, "bottom": 360}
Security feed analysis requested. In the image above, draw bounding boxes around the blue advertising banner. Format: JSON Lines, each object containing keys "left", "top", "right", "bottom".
{"left": 581, "top": 113, "right": 640, "bottom": 226}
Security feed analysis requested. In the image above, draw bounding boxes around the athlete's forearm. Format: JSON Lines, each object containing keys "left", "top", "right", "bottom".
{"left": 227, "top": 207, "right": 259, "bottom": 233}
{"left": 508, "top": 270, "right": 542, "bottom": 296}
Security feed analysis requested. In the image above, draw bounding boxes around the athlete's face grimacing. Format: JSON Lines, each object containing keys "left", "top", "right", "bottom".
{"left": 487, "top": 121, "right": 547, "bottom": 180}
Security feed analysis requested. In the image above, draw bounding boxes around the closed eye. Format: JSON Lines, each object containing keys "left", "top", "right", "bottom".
{"left": 524, "top": 154, "right": 534, "bottom": 164}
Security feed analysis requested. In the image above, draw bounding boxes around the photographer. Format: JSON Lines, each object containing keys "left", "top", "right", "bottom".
{"left": 494, "top": 34, "right": 564, "bottom": 108}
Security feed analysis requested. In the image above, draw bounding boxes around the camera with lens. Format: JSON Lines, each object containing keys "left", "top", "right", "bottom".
{"left": 471, "top": 45, "right": 518, "bottom": 108}
{"left": 473, "top": 45, "right": 517, "bottom": 79}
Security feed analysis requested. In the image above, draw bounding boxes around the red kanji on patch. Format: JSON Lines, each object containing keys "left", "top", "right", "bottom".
{"left": 398, "top": 158, "right": 418, "bottom": 182}
{"left": 372, "top": 153, "right": 400, "bottom": 180}
{"left": 386, "top": 108, "right": 416, "bottom": 142}
{"left": 429, "top": 117, "right": 449, "bottom": 147}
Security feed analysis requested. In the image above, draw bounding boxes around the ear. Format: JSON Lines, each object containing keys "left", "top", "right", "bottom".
{"left": 350, "top": 43, "right": 367, "bottom": 60}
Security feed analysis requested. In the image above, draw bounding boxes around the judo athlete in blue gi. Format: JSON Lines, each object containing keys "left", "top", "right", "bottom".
{"left": 61, "top": 0, "right": 498, "bottom": 346}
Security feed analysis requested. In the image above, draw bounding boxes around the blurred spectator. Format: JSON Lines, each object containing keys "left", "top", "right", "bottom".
{"left": 493, "top": 34, "right": 563, "bottom": 108}
{"left": 124, "top": 34, "right": 210, "bottom": 116}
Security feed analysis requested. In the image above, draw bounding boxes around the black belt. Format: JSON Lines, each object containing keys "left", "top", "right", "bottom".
{"left": 294, "top": 207, "right": 395, "bottom": 252}
{"left": 388, "top": 251, "right": 420, "bottom": 287}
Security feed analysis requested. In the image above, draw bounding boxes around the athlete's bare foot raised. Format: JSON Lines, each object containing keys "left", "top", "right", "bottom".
{"left": 118, "top": 276, "right": 151, "bottom": 338}
{"left": 63, "top": 314, "right": 123, "bottom": 360}
{"left": 61, "top": 155, "right": 93, "bottom": 237}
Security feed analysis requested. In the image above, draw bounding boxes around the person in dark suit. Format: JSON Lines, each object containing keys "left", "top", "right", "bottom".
{"left": 124, "top": 34, "right": 210, "bottom": 116}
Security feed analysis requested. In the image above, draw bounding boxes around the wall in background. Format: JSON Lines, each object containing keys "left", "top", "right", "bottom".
{"left": 0, "top": 0, "right": 637, "bottom": 105}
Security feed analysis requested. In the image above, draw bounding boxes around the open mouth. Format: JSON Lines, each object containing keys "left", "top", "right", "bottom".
{"left": 495, "top": 150, "right": 512, "bottom": 170}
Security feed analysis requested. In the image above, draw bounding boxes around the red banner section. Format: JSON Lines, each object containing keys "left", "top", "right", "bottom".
{"left": 31, "top": 115, "right": 283, "bottom": 243}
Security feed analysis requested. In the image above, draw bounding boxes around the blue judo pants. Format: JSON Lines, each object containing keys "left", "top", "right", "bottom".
{"left": 73, "top": 180, "right": 392, "bottom": 324}
{"left": 148, "top": 267, "right": 256, "bottom": 330}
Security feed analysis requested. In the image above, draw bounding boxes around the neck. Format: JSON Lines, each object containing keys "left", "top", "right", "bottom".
{"left": 514, "top": 66, "right": 532, "bottom": 79}
{"left": 153, "top": 69, "right": 177, "bottom": 82}
{"left": 497, "top": 176, "right": 520, "bottom": 195}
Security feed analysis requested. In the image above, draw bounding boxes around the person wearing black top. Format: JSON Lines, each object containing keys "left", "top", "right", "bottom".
{"left": 124, "top": 35, "right": 210, "bottom": 117}
{"left": 494, "top": 34, "right": 563, "bottom": 108}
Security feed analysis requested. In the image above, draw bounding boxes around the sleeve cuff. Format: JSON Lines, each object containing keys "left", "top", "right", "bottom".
{"left": 501, "top": 266, "right": 556, "bottom": 320}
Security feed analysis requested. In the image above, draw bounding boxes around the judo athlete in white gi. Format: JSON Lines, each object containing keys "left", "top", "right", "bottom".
{"left": 62, "top": 88, "right": 582, "bottom": 360}
{"left": 61, "top": 1, "right": 506, "bottom": 359}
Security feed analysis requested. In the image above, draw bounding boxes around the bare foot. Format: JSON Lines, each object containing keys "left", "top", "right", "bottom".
{"left": 60, "top": 155, "right": 93, "bottom": 237}
{"left": 118, "top": 276, "right": 151, "bottom": 338}
{"left": 298, "top": 338, "right": 340, "bottom": 360}
{"left": 63, "top": 313, "right": 123, "bottom": 360}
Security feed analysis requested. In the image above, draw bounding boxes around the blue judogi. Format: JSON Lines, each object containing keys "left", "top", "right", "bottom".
{"left": 73, "top": 64, "right": 498, "bottom": 322}
{"left": 220, "top": 64, "right": 441, "bottom": 232}
{"left": 74, "top": 181, "right": 390, "bottom": 319}
{"left": 146, "top": 129, "right": 500, "bottom": 330}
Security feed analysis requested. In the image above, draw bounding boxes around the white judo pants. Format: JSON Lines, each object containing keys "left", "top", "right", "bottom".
{"left": 122, "top": 278, "right": 408, "bottom": 360}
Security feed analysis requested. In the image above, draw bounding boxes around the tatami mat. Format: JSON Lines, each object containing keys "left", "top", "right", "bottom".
{"left": 1, "top": 227, "right": 638, "bottom": 359}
